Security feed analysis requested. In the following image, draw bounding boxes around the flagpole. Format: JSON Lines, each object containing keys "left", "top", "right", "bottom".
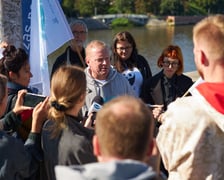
{"left": 182, "top": 77, "right": 204, "bottom": 97}
{"left": 70, "top": 40, "right": 86, "bottom": 68}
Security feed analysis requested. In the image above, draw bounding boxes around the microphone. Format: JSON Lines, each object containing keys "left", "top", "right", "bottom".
{"left": 87, "top": 96, "right": 104, "bottom": 126}
{"left": 88, "top": 96, "right": 104, "bottom": 115}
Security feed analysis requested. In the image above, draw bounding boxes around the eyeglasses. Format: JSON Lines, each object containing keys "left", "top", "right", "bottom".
{"left": 116, "top": 46, "right": 132, "bottom": 51}
{"left": 163, "top": 58, "right": 179, "bottom": 68}
{"left": 72, "top": 31, "right": 87, "bottom": 35}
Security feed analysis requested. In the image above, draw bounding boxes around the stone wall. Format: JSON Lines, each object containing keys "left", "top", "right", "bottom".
{"left": 0, "top": 0, "right": 22, "bottom": 47}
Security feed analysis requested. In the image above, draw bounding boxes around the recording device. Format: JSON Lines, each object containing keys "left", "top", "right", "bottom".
{"left": 88, "top": 96, "right": 104, "bottom": 115}
{"left": 8, "top": 92, "right": 46, "bottom": 141}
{"left": 23, "top": 93, "right": 46, "bottom": 107}
{"left": 88, "top": 96, "right": 104, "bottom": 126}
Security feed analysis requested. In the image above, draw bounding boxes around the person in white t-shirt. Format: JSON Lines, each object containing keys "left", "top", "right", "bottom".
{"left": 112, "top": 31, "right": 152, "bottom": 97}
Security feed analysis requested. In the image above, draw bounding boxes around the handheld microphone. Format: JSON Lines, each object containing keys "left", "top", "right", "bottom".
{"left": 88, "top": 96, "right": 104, "bottom": 115}
{"left": 88, "top": 96, "right": 104, "bottom": 126}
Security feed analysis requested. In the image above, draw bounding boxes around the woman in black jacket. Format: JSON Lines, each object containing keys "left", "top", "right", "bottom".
{"left": 141, "top": 44, "right": 193, "bottom": 112}
{"left": 141, "top": 45, "right": 194, "bottom": 128}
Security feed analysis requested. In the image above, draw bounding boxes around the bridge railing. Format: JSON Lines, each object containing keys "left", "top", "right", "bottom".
{"left": 92, "top": 14, "right": 149, "bottom": 25}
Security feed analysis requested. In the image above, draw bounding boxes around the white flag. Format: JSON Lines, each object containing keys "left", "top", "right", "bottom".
{"left": 30, "top": 0, "right": 73, "bottom": 95}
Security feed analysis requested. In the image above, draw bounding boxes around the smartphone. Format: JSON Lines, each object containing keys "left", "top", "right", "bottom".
{"left": 23, "top": 93, "right": 46, "bottom": 107}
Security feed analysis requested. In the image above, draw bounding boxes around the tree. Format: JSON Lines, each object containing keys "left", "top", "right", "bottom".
{"left": 160, "top": 0, "right": 184, "bottom": 15}
{"left": 211, "top": 0, "right": 224, "bottom": 14}
{"left": 60, "top": 0, "right": 224, "bottom": 17}
{"left": 135, "top": 0, "right": 147, "bottom": 14}
{"left": 61, "top": 0, "right": 77, "bottom": 17}
{"left": 146, "top": 0, "right": 161, "bottom": 15}
{"left": 185, "top": 1, "right": 207, "bottom": 15}
{"left": 96, "top": 0, "right": 111, "bottom": 15}
{"left": 76, "top": 0, "right": 93, "bottom": 17}
{"left": 112, "top": 0, "right": 134, "bottom": 13}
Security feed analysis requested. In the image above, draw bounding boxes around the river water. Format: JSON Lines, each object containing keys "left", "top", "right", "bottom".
{"left": 87, "top": 25, "right": 196, "bottom": 75}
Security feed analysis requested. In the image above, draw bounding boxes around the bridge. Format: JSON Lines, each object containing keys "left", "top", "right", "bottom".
{"left": 92, "top": 14, "right": 149, "bottom": 26}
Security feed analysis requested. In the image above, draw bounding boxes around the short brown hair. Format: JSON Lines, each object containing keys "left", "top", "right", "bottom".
{"left": 157, "top": 45, "right": 184, "bottom": 75}
{"left": 95, "top": 96, "right": 154, "bottom": 161}
{"left": 193, "top": 14, "right": 224, "bottom": 62}
{"left": 85, "top": 40, "right": 109, "bottom": 60}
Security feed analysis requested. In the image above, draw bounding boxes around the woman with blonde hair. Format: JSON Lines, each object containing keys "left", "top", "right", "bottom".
{"left": 41, "top": 66, "right": 96, "bottom": 180}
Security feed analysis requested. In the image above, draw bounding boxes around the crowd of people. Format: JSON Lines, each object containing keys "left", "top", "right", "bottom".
{"left": 0, "top": 14, "right": 224, "bottom": 180}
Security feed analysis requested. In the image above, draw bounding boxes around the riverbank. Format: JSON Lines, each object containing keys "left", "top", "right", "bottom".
{"left": 68, "top": 17, "right": 109, "bottom": 30}
{"left": 146, "top": 15, "right": 206, "bottom": 27}
{"left": 72, "top": 15, "right": 207, "bottom": 30}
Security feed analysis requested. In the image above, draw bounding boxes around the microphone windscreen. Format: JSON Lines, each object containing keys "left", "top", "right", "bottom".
{"left": 87, "top": 96, "right": 104, "bottom": 116}
{"left": 91, "top": 95, "right": 104, "bottom": 105}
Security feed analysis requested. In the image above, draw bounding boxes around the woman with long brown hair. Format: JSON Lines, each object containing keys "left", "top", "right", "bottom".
{"left": 112, "top": 31, "right": 152, "bottom": 97}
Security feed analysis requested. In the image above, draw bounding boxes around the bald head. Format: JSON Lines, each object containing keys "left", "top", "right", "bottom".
{"left": 95, "top": 96, "right": 154, "bottom": 161}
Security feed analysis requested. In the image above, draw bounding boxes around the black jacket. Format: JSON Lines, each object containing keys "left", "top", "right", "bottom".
{"left": 140, "top": 70, "right": 193, "bottom": 110}
{"left": 41, "top": 115, "right": 97, "bottom": 180}
{"left": 51, "top": 46, "right": 86, "bottom": 78}
{"left": 136, "top": 54, "right": 152, "bottom": 80}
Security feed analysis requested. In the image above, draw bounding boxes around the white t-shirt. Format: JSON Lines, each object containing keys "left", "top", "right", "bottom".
{"left": 122, "top": 67, "right": 143, "bottom": 97}
{"left": 0, "top": 47, "right": 5, "bottom": 59}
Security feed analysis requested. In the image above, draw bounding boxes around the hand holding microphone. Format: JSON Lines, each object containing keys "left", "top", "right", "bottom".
{"left": 86, "top": 96, "right": 104, "bottom": 127}
{"left": 88, "top": 98, "right": 103, "bottom": 116}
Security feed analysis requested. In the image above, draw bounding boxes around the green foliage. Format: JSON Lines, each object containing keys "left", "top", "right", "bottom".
{"left": 96, "top": 0, "right": 111, "bottom": 15}
{"left": 135, "top": 0, "right": 147, "bottom": 14}
{"left": 77, "top": 0, "right": 93, "bottom": 17}
{"left": 61, "top": 0, "right": 224, "bottom": 17}
{"left": 146, "top": 0, "right": 161, "bottom": 15}
{"left": 111, "top": 18, "right": 134, "bottom": 28}
{"left": 160, "top": 0, "right": 185, "bottom": 15}
{"left": 185, "top": 0, "right": 224, "bottom": 15}
{"left": 186, "top": 2, "right": 207, "bottom": 15}
{"left": 108, "top": 7, "right": 118, "bottom": 14}
{"left": 61, "top": 0, "right": 77, "bottom": 17}
{"left": 110, "top": 0, "right": 134, "bottom": 14}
